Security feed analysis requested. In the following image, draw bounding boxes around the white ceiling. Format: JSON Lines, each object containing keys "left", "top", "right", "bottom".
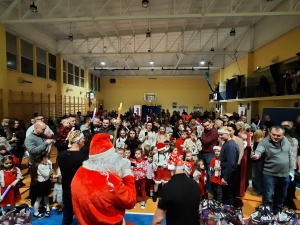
{"left": 0, "top": 0, "right": 300, "bottom": 76}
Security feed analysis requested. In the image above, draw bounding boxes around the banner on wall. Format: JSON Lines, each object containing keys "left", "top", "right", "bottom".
{"left": 238, "top": 106, "right": 246, "bottom": 117}
{"left": 134, "top": 105, "right": 141, "bottom": 116}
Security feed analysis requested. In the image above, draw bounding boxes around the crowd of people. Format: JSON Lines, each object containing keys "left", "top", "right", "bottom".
{"left": 0, "top": 108, "right": 299, "bottom": 224}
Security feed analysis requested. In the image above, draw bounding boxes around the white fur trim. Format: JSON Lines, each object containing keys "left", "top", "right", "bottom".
{"left": 168, "top": 164, "right": 175, "bottom": 170}
{"left": 157, "top": 147, "right": 166, "bottom": 152}
{"left": 122, "top": 168, "right": 133, "bottom": 177}
{"left": 89, "top": 147, "right": 115, "bottom": 160}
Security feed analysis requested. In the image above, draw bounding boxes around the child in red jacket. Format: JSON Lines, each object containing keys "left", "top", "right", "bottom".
{"left": 130, "top": 149, "right": 147, "bottom": 210}
{"left": 210, "top": 146, "right": 222, "bottom": 202}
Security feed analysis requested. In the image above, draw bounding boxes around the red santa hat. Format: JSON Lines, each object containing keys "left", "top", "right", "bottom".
{"left": 156, "top": 142, "right": 166, "bottom": 152}
{"left": 213, "top": 146, "right": 222, "bottom": 151}
{"left": 89, "top": 133, "right": 115, "bottom": 160}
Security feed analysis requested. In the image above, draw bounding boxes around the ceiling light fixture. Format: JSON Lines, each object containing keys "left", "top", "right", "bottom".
{"left": 230, "top": 28, "right": 236, "bottom": 36}
{"left": 30, "top": 1, "right": 38, "bottom": 13}
{"left": 150, "top": 59, "right": 154, "bottom": 65}
{"left": 101, "top": 61, "right": 106, "bottom": 66}
{"left": 68, "top": 22, "right": 73, "bottom": 41}
{"left": 142, "top": 0, "right": 149, "bottom": 8}
{"left": 146, "top": 29, "right": 151, "bottom": 38}
{"left": 210, "top": 39, "right": 215, "bottom": 51}
{"left": 200, "top": 59, "right": 205, "bottom": 65}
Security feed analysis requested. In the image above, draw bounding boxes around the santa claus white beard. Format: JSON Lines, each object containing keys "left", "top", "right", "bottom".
{"left": 82, "top": 153, "right": 130, "bottom": 178}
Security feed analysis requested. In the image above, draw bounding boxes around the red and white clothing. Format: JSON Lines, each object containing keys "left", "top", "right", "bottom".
{"left": 210, "top": 157, "right": 222, "bottom": 185}
{"left": 130, "top": 158, "right": 147, "bottom": 202}
{"left": 130, "top": 158, "right": 147, "bottom": 181}
{"left": 167, "top": 154, "right": 182, "bottom": 169}
{"left": 153, "top": 152, "right": 170, "bottom": 183}
{"left": 175, "top": 138, "right": 186, "bottom": 156}
{"left": 0, "top": 167, "right": 22, "bottom": 206}
{"left": 185, "top": 160, "right": 195, "bottom": 177}
{"left": 193, "top": 169, "right": 206, "bottom": 197}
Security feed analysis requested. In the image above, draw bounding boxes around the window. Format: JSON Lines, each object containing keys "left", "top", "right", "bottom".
{"left": 89, "top": 74, "right": 94, "bottom": 90}
{"left": 74, "top": 66, "right": 80, "bottom": 86}
{"left": 97, "top": 77, "right": 100, "bottom": 92}
{"left": 80, "top": 69, "right": 84, "bottom": 87}
{"left": 68, "top": 62, "right": 74, "bottom": 85}
{"left": 36, "top": 47, "right": 46, "bottom": 78}
{"left": 63, "top": 60, "right": 67, "bottom": 84}
{"left": 6, "top": 32, "right": 17, "bottom": 70}
{"left": 21, "top": 39, "right": 33, "bottom": 75}
{"left": 49, "top": 53, "right": 56, "bottom": 80}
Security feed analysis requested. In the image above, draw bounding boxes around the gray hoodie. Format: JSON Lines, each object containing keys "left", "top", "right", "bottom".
{"left": 255, "top": 136, "right": 292, "bottom": 177}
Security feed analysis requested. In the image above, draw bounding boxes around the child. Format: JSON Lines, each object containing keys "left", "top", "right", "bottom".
{"left": 175, "top": 130, "right": 188, "bottom": 157}
{"left": 193, "top": 159, "right": 207, "bottom": 199}
{"left": 153, "top": 143, "right": 170, "bottom": 202}
{"left": 30, "top": 152, "right": 52, "bottom": 218}
{"left": 0, "top": 155, "right": 22, "bottom": 214}
{"left": 184, "top": 150, "right": 195, "bottom": 177}
{"left": 130, "top": 149, "right": 147, "bottom": 210}
{"left": 0, "top": 145, "right": 19, "bottom": 166}
{"left": 167, "top": 146, "right": 182, "bottom": 175}
{"left": 116, "top": 129, "right": 127, "bottom": 149}
{"left": 145, "top": 153, "right": 154, "bottom": 199}
{"left": 143, "top": 145, "right": 151, "bottom": 159}
{"left": 116, "top": 148, "right": 125, "bottom": 158}
{"left": 52, "top": 166, "right": 63, "bottom": 213}
{"left": 210, "top": 146, "right": 222, "bottom": 202}
{"left": 124, "top": 148, "right": 131, "bottom": 159}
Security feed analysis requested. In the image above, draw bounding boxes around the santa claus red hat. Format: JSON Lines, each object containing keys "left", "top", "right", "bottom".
{"left": 89, "top": 133, "right": 115, "bottom": 160}
{"left": 213, "top": 146, "right": 222, "bottom": 151}
{"left": 156, "top": 142, "right": 166, "bottom": 152}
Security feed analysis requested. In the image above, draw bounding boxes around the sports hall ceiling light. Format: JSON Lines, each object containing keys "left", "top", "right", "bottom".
{"left": 146, "top": 29, "right": 151, "bottom": 38}
{"left": 210, "top": 47, "right": 215, "bottom": 52}
{"left": 30, "top": 1, "right": 38, "bottom": 13}
{"left": 200, "top": 59, "right": 205, "bottom": 65}
{"left": 101, "top": 61, "right": 106, "bottom": 66}
{"left": 68, "top": 22, "right": 73, "bottom": 41}
{"left": 230, "top": 28, "right": 236, "bottom": 36}
{"left": 150, "top": 59, "right": 154, "bottom": 65}
{"left": 142, "top": 0, "right": 149, "bottom": 8}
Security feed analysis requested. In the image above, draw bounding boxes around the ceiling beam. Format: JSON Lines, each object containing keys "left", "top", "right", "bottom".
{"left": 2, "top": 11, "right": 300, "bottom": 23}
{"left": 0, "top": 0, "right": 18, "bottom": 20}
{"left": 63, "top": 50, "right": 248, "bottom": 57}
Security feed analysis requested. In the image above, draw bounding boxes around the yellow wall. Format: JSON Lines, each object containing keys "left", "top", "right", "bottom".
{"left": 100, "top": 76, "right": 211, "bottom": 112}
{"left": 253, "top": 25, "right": 300, "bottom": 70}
{"left": 223, "top": 55, "right": 249, "bottom": 80}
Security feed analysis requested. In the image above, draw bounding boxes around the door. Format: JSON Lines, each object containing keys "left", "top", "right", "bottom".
{"left": 179, "top": 106, "right": 188, "bottom": 115}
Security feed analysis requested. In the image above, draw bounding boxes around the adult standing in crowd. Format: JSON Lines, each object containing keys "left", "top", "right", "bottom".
{"left": 218, "top": 127, "right": 239, "bottom": 206}
{"left": 201, "top": 119, "right": 219, "bottom": 197}
{"left": 6, "top": 118, "right": 25, "bottom": 167}
{"left": 152, "top": 157, "right": 201, "bottom": 225}
{"left": 24, "top": 122, "right": 55, "bottom": 170}
{"left": 139, "top": 121, "right": 156, "bottom": 150}
{"left": 57, "top": 130, "right": 88, "bottom": 225}
{"left": 26, "top": 115, "right": 54, "bottom": 137}
{"left": 99, "top": 118, "right": 114, "bottom": 137}
{"left": 251, "top": 126, "right": 292, "bottom": 215}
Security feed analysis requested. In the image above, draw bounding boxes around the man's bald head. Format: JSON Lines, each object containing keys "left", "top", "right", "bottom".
{"left": 34, "top": 122, "right": 46, "bottom": 135}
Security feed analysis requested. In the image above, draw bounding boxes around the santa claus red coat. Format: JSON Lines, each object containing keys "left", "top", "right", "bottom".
{"left": 71, "top": 133, "right": 136, "bottom": 225}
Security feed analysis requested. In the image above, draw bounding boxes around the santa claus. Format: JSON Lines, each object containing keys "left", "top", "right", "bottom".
{"left": 71, "top": 133, "right": 136, "bottom": 225}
